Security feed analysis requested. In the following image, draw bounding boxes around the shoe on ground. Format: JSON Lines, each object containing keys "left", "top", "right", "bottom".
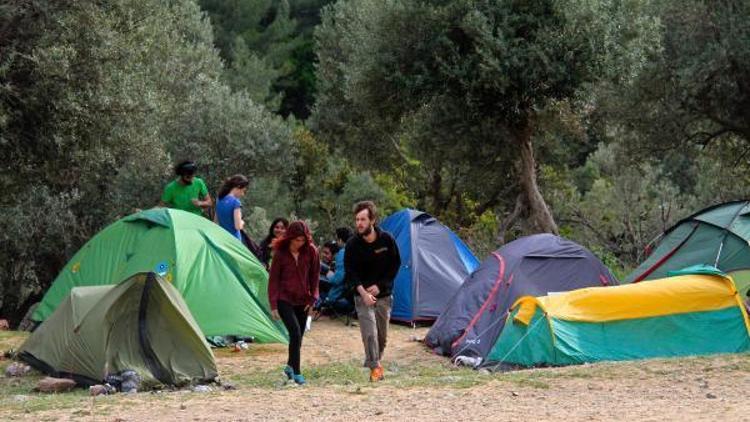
{"left": 369, "top": 365, "right": 384, "bottom": 382}
{"left": 283, "top": 365, "right": 294, "bottom": 380}
{"left": 293, "top": 374, "right": 306, "bottom": 385}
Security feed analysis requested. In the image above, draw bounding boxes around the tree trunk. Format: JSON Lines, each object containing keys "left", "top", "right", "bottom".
{"left": 498, "top": 123, "right": 559, "bottom": 243}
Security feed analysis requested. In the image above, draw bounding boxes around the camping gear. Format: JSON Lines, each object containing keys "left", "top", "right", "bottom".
{"left": 488, "top": 270, "right": 750, "bottom": 367}
{"left": 626, "top": 200, "right": 750, "bottom": 296}
{"left": 33, "top": 208, "right": 287, "bottom": 343}
{"left": 379, "top": 209, "right": 480, "bottom": 322}
{"left": 426, "top": 233, "right": 617, "bottom": 360}
{"left": 19, "top": 272, "right": 218, "bottom": 387}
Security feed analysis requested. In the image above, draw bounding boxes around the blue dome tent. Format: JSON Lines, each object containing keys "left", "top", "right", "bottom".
{"left": 379, "top": 209, "right": 480, "bottom": 322}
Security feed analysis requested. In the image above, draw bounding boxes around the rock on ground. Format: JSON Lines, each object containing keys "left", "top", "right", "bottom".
{"left": 5, "top": 362, "right": 31, "bottom": 377}
{"left": 35, "top": 377, "right": 76, "bottom": 393}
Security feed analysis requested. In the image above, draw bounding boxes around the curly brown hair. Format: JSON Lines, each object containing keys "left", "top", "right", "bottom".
{"left": 353, "top": 200, "right": 377, "bottom": 221}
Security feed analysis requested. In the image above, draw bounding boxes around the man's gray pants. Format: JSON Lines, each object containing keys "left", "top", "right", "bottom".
{"left": 354, "top": 295, "right": 392, "bottom": 369}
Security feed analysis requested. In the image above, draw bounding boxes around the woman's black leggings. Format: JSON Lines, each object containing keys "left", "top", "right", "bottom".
{"left": 277, "top": 301, "right": 308, "bottom": 375}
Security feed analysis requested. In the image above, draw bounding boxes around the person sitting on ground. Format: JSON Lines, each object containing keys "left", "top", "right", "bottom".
{"left": 259, "top": 218, "right": 289, "bottom": 270}
{"left": 159, "top": 160, "right": 212, "bottom": 216}
{"left": 316, "top": 227, "right": 354, "bottom": 318}
{"left": 214, "top": 175, "right": 249, "bottom": 240}
{"left": 329, "top": 227, "right": 352, "bottom": 289}
{"left": 320, "top": 241, "right": 339, "bottom": 280}
{"left": 268, "top": 221, "right": 320, "bottom": 386}
{"left": 317, "top": 241, "right": 339, "bottom": 305}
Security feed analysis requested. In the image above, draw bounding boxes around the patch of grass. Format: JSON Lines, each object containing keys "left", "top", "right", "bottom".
{"left": 226, "top": 359, "right": 490, "bottom": 390}
{"left": 495, "top": 362, "right": 628, "bottom": 389}
{"left": 305, "top": 360, "right": 364, "bottom": 386}
{"left": 227, "top": 367, "right": 286, "bottom": 389}
{"left": 512, "top": 378, "right": 550, "bottom": 389}
{"left": 640, "top": 367, "right": 673, "bottom": 376}
{"left": 1, "top": 387, "right": 91, "bottom": 415}
{"left": 501, "top": 370, "right": 555, "bottom": 389}
{"left": 388, "top": 361, "right": 486, "bottom": 389}
{"left": 0, "top": 366, "right": 92, "bottom": 416}
{"left": 0, "top": 330, "right": 28, "bottom": 354}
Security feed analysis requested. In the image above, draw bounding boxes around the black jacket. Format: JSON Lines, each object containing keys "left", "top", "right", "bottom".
{"left": 344, "top": 227, "right": 401, "bottom": 298}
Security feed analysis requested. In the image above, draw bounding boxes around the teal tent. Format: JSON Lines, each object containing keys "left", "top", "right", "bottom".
{"left": 625, "top": 200, "right": 750, "bottom": 296}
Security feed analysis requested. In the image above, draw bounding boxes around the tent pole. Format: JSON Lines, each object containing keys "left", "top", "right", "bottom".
{"left": 714, "top": 241, "right": 724, "bottom": 268}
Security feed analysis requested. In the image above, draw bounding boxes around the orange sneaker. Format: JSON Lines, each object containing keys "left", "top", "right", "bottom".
{"left": 369, "top": 365, "right": 385, "bottom": 382}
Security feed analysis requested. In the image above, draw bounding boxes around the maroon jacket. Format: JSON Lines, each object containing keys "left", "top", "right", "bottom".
{"left": 268, "top": 246, "right": 320, "bottom": 310}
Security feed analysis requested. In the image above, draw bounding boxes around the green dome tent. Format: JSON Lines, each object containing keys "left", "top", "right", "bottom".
{"left": 32, "top": 208, "right": 287, "bottom": 343}
{"left": 625, "top": 200, "right": 750, "bottom": 296}
{"left": 20, "top": 273, "right": 218, "bottom": 386}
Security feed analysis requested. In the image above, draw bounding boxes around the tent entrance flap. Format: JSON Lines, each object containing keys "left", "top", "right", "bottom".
{"left": 138, "top": 273, "right": 171, "bottom": 385}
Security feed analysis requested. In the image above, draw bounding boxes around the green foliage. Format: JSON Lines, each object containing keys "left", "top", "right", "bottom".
{"left": 539, "top": 135, "right": 750, "bottom": 272}
{"left": 5, "top": 0, "right": 750, "bottom": 320}
{"left": 545, "top": 142, "right": 692, "bottom": 267}
{"left": 199, "top": 0, "right": 333, "bottom": 118}
{"left": 603, "top": 1, "right": 750, "bottom": 155}
{"left": 289, "top": 127, "right": 405, "bottom": 241}
{"left": 0, "top": 0, "right": 291, "bottom": 321}
{"left": 314, "top": 0, "right": 660, "bottom": 236}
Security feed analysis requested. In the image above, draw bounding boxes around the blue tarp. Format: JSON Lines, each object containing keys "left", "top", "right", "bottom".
{"left": 380, "top": 209, "right": 480, "bottom": 322}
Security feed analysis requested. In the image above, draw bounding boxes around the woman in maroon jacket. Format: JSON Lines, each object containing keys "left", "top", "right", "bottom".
{"left": 268, "top": 221, "right": 320, "bottom": 385}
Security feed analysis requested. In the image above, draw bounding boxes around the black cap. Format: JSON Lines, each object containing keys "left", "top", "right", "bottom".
{"left": 175, "top": 160, "right": 197, "bottom": 176}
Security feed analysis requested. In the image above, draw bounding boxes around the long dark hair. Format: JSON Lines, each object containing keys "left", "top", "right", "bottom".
{"left": 262, "top": 217, "right": 289, "bottom": 247}
{"left": 272, "top": 221, "right": 315, "bottom": 252}
{"left": 218, "top": 174, "right": 249, "bottom": 199}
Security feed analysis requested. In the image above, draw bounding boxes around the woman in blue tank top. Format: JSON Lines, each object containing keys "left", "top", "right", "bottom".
{"left": 215, "top": 175, "right": 249, "bottom": 240}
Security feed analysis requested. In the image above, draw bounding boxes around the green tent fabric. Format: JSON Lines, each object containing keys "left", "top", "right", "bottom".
{"left": 32, "top": 208, "right": 287, "bottom": 343}
{"left": 666, "top": 264, "right": 727, "bottom": 278}
{"left": 19, "top": 273, "right": 217, "bottom": 386}
{"left": 625, "top": 200, "right": 750, "bottom": 296}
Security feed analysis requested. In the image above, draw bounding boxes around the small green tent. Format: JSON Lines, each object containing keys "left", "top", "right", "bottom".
{"left": 33, "top": 208, "right": 287, "bottom": 343}
{"left": 625, "top": 200, "right": 750, "bottom": 296}
{"left": 20, "top": 273, "right": 217, "bottom": 386}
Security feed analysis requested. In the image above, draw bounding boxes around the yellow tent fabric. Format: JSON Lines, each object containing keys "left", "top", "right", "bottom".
{"left": 513, "top": 274, "right": 750, "bottom": 335}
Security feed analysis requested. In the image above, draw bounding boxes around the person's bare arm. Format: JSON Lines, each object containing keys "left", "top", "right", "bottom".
{"left": 233, "top": 208, "right": 245, "bottom": 231}
{"left": 191, "top": 193, "right": 213, "bottom": 209}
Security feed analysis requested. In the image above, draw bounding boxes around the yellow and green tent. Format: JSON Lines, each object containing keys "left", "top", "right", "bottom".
{"left": 487, "top": 270, "right": 750, "bottom": 367}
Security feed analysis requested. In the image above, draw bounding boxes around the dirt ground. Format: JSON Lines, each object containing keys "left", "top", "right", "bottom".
{"left": 3, "top": 318, "right": 750, "bottom": 421}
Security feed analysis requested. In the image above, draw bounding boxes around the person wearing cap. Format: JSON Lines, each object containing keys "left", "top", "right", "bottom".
{"left": 159, "top": 160, "right": 212, "bottom": 216}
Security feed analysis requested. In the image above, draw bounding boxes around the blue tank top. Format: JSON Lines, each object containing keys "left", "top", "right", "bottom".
{"left": 216, "top": 195, "right": 242, "bottom": 239}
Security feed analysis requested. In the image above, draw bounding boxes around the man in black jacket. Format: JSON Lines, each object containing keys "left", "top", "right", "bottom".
{"left": 344, "top": 201, "right": 401, "bottom": 382}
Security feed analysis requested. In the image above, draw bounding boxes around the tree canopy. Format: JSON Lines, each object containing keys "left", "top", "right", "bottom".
{"left": 3, "top": 0, "right": 750, "bottom": 321}
{"left": 314, "top": 0, "right": 659, "bottom": 239}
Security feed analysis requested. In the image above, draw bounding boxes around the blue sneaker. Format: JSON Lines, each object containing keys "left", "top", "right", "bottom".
{"left": 293, "top": 374, "right": 306, "bottom": 385}
{"left": 283, "top": 365, "right": 294, "bottom": 380}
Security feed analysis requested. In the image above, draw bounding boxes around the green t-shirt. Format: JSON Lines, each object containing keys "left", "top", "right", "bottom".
{"left": 160, "top": 177, "right": 209, "bottom": 215}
